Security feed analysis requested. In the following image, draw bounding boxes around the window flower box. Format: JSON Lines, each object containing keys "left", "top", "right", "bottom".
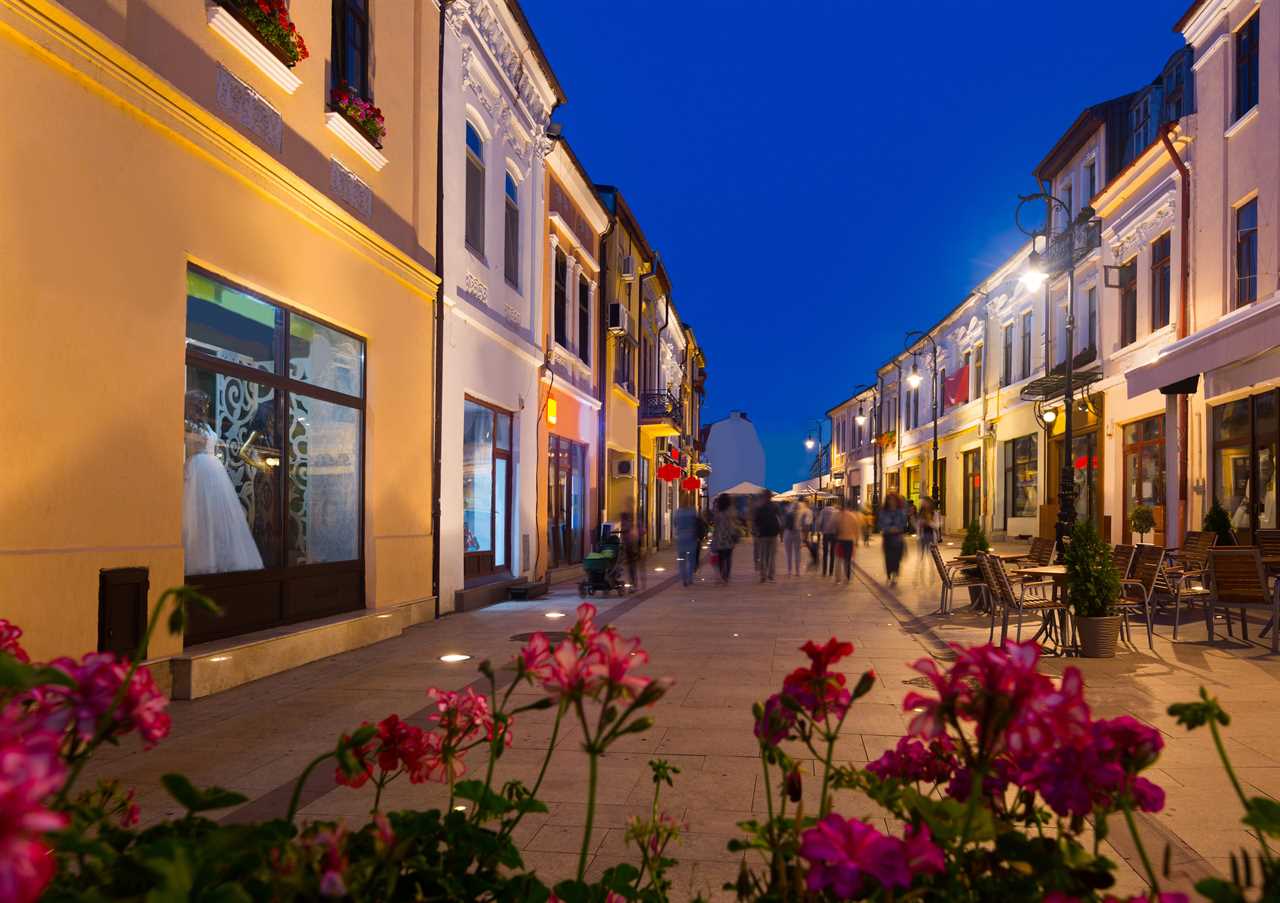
{"left": 206, "top": 0, "right": 307, "bottom": 95}
{"left": 325, "top": 85, "right": 388, "bottom": 171}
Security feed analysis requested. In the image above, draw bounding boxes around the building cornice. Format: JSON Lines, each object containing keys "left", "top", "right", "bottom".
{"left": 1, "top": 0, "right": 441, "bottom": 304}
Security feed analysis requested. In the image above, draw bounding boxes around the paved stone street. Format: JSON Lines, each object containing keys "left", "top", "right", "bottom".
{"left": 86, "top": 538, "right": 1280, "bottom": 900}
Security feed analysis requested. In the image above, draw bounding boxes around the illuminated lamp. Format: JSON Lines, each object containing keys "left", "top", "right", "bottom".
{"left": 547, "top": 397, "right": 557, "bottom": 425}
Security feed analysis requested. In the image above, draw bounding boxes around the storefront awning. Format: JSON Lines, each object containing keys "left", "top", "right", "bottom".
{"left": 1127, "top": 293, "right": 1280, "bottom": 398}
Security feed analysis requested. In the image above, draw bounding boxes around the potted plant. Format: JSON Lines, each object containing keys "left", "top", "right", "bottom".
{"left": 214, "top": 0, "right": 309, "bottom": 67}
{"left": 331, "top": 83, "right": 386, "bottom": 147}
{"left": 1128, "top": 503, "right": 1156, "bottom": 543}
{"left": 1065, "top": 519, "right": 1123, "bottom": 657}
{"left": 960, "top": 520, "right": 989, "bottom": 555}
{"left": 1204, "top": 498, "right": 1236, "bottom": 546}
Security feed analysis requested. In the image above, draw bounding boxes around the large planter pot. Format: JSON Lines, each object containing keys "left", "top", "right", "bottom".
{"left": 1077, "top": 614, "right": 1122, "bottom": 658}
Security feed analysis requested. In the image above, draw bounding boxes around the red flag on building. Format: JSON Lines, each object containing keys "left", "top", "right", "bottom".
{"left": 945, "top": 363, "right": 970, "bottom": 408}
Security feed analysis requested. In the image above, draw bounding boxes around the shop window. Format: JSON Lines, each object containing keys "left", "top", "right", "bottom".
{"left": 464, "top": 398, "right": 513, "bottom": 579}
{"left": 1236, "top": 199, "right": 1258, "bottom": 308}
{"left": 1213, "top": 392, "right": 1279, "bottom": 544}
{"left": 1085, "top": 286, "right": 1098, "bottom": 356}
{"left": 184, "top": 267, "right": 364, "bottom": 643}
{"left": 332, "top": 0, "right": 370, "bottom": 98}
{"left": 905, "top": 464, "right": 920, "bottom": 506}
{"left": 1151, "top": 233, "right": 1171, "bottom": 330}
{"left": 613, "top": 336, "right": 635, "bottom": 394}
{"left": 548, "top": 436, "right": 587, "bottom": 567}
{"left": 465, "top": 122, "right": 485, "bottom": 256}
{"left": 1123, "top": 416, "right": 1165, "bottom": 542}
{"left": 1005, "top": 435, "right": 1037, "bottom": 519}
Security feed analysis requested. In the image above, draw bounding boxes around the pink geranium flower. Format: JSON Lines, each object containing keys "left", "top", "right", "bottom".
{"left": 29, "top": 653, "right": 170, "bottom": 748}
{"left": 0, "top": 620, "right": 30, "bottom": 663}
{"left": 799, "top": 814, "right": 916, "bottom": 895}
{"left": 0, "top": 713, "right": 67, "bottom": 903}
{"left": 586, "top": 629, "right": 652, "bottom": 699}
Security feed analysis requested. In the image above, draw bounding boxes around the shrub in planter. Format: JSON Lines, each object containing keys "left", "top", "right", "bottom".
{"left": 1204, "top": 498, "right": 1235, "bottom": 546}
{"left": 1065, "top": 519, "right": 1123, "bottom": 657}
{"left": 1128, "top": 503, "right": 1156, "bottom": 543}
{"left": 960, "top": 520, "right": 989, "bottom": 555}
{"left": 217, "top": 0, "right": 309, "bottom": 66}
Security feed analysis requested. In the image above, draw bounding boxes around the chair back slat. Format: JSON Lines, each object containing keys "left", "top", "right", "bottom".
{"left": 991, "top": 556, "right": 1019, "bottom": 607}
{"left": 1029, "top": 537, "right": 1054, "bottom": 566}
{"left": 930, "top": 543, "right": 949, "bottom": 584}
{"left": 1209, "top": 548, "right": 1269, "bottom": 605}
{"left": 1112, "top": 544, "right": 1136, "bottom": 580}
{"left": 1256, "top": 529, "right": 1280, "bottom": 559}
{"left": 1132, "top": 545, "right": 1164, "bottom": 594}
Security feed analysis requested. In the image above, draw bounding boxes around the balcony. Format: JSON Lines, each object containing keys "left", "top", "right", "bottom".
{"left": 639, "top": 391, "right": 682, "bottom": 438}
{"left": 1044, "top": 216, "right": 1101, "bottom": 276}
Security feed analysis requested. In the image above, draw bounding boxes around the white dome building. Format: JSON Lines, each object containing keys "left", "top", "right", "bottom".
{"left": 702, "top": 411, "right": 766, "bottom": 497}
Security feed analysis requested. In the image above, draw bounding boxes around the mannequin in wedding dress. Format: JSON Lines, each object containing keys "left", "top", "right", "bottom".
{"left": 183, "top": 390, "right": 264, "bottom": 575}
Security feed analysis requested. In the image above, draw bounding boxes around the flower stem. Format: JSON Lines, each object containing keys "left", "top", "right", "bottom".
{"left": 1209, "top": 716, "right": 1273, "bottom": 862}
{"left": 957, "top": 770, "right": 982, "bottom": 849}
{"left": 287, "top": 750, "right": 335, "bottom": 822}
{"left": 577, "top": 750, "right": 599, "bottom": 881}
{"left": 499, "top": 704, "right": 564, "bottom": 841}
{"left": 1121, "top": 802, "right": 1161, "bottom": 894}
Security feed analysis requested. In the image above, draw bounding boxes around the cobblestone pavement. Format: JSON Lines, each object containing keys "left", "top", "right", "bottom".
{"left": 84, "top": 537, "right": 1280, "bottom": 900}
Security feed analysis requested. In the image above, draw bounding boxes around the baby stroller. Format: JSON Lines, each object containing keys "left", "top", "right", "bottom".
{"left": 579, "top": 527, "right": 626, "bottom": 597}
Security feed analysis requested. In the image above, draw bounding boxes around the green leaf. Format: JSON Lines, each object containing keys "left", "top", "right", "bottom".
{"left": 1194, "top": 876, "right": 1247, "bottom": 903}
{"left": 1168, "top": 687, "right": 1231, "bottom": 730}
{"left": 160, "top": 774, "right": 248, "bottom": 814}
{"left": 142, "top": 842, "right": 195, "bottom": 903}
{"left": 1243, "top": 796, "right": 1280, "bottom": 837}
{"left": 454, "top": 779, "right": 515, "bottom": 818}
{"left": 0, "top": 655, "right": 76, "bottom": 691}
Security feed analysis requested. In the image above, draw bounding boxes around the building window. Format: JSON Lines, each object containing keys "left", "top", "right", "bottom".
{"left": 1004, "top": 434, "right": 1038, "bottom": 519}
{"left": 963, "top": 448, "right": 981, "bottom": 529}
{"left": 184, "top": 266, "right": 365, "bottom": 641}
{"left": 548, "top": 435, "right": 586, "bottom": 568}
{"left": 613, "top": 337, "right": 635, "bottom": 394}
{"left": 1002, "top": 324, "right": 1013, "bottom": 387}
{"left": 972, "top": 344, "right": 983, "bottom": 401}
{"left": 1119, "top": 258, "right": 1138, "bottom": 346}
{"left": 553, "top": 249, "right": 567, "bottom": 347}
{"left": 938, "top": 368, "right": 946, "bottom": 414}
{"left": 1123, "top": 416, "right": 1166, "bottom": 542}
{"left": 1235, "top": 12, "right": 1260, "bottom": 121}
{"left": 332, "top": 0, "right": 370, "bottom": 98}
{"left": 1151, "top": 233, "right": 1171, "bottom": 330}
{"left": 577, "top": 275, "right": 591, "bottom": 364}
{"left": 1063, "top": 181, "right": 1074, "bottom": 223}
{"left": 504, "top": 173, "right": 519, "bottom": 287}
{"left": 1021, "top": 311, "right": 1033, "bottom": 379}
{"left": 1085, "top": 286, "right": 1098, "bottom": 354}
{"left": 465, "top": 122, "right": 485, "bottom": 255}
{"left": 463, "top": 398, "right": 513, "bottom": 579}
{"left": 1084, "top": 160, "right": 1097, "bottom": 201}
{"left": 1236, "top": 198, "right": 1259, "bottom": 308}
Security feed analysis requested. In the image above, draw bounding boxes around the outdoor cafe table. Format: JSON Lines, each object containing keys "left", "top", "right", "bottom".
{"left": 950, "top": 551, "right": 1030, "bottom": 564}
{"left": 1011, "top": 564, "right": 1075, "bottom": 655}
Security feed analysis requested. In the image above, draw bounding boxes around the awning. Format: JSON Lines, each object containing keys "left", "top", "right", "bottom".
{"left": 718, "top": 481, "right": 770, "bottom": 496}
{"left": 1127, "top": 292, "right": 1280, "bottom": 398}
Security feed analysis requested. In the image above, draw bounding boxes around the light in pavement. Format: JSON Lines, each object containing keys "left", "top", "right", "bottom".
{"left": 209, "top": 655, "right": 231, "bottom": 662}
{"left": 544, "top": 611, "right": 566, "bottom": 619}
{"left": 439, "top": 653, "right": 471, "bottom": 663}
{"left": 654, "top": 566, "right": 666, "bottom": 572}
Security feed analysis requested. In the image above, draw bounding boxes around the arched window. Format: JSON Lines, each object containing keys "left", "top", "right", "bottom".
{"left": 465, "top": 122, "right": 485, "bottom": 254}
{"left": 504, "top": 172, "right": 519, "bottom": 286}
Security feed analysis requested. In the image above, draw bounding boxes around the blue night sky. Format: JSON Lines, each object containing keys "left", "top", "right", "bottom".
{"left": 522, "top": 0, "right": 1191, "bottom": 490}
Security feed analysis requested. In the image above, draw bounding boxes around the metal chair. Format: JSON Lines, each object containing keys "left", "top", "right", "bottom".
{"left": 1206, "top": 548, "right": 1280, "bottom": 653}
{"left": 1255, "top": 529, "right": 1280, "bottom": 560}
{"left": 975, "top": 553, "right": 1005, "bottom": 643}
{"left": 987, "top": 553, "right": 1061, "bottom": 646}
{"left": 930, "top": 543, "right": 985, "bottom": 615}
{"left": 1027, "top": 537, "right": 1054, "bottom": 566}
{"left": 1118, "top": 545, "right": 1164, "bottom": 649}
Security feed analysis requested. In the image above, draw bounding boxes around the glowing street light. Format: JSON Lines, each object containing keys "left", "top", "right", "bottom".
{"left": 906, "top": 363, "right": 923, "bottom": 389}
{"left": 804, "top": 436, "right": 816, "bottom": 451}
{"left": 855, "top": 405, "right": 867, "bottom": 427}
{"left": 1020, "top": 249, "right": 1048, "bottom": 291}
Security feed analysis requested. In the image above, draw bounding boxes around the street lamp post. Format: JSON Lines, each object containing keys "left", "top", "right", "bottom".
{"left": 804, "top": 419, "right": 825, "bottom": 498}
{"left": 1017, "top": 194, "right": 1096, "bottom": 562}
{"left": 904, "top": 331, "right": 940, "bottom": 511}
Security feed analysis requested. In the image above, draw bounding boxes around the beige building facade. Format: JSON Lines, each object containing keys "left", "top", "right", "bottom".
{"left": 1, "top": 0, "right": 441, "bottom": 683}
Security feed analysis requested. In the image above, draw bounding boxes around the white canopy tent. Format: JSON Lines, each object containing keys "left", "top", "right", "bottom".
{"left": 717, "top": 481, "right": 770, "bottom": 496}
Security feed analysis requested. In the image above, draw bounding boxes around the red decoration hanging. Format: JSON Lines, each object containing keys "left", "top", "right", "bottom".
{"left": 669, "top": 446, "right": 681, "bottom": 460}
{"left": 681, "top": 475, "right": 701, "bottom": 491}
{"left": 657, "top": 463, "right": 681, "bottom": 482}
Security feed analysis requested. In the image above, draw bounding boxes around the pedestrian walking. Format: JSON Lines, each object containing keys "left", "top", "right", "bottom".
{"left": 862, "top": 504, "right": 874, "bottom": 546}
{"left": 752, "top": 491, "right": 782, "bottom": 582}
{"left": 674, "top": 501, "right": 701, "bottom": 587}
{"left": 783, "top": 499, "right": 811, "bottom": 576}
{"left": 710, "top": 494, "right": 740, "bottom": 584}
{"left": 833, "top": 501, "right": 863, "bottom": 584}
{"left": 693, "top": 508, "right": 709, "bottom": 574}
{"left": 879, "top": 493, "right": 908, "bottom": 584}
{"left": 816, "top": 502, "right": 839, "bottom": 577}
{"left": 916, "top": 498, "right": 940, "bottom": 563}
{"left": 619, "top": 510, "right": 644, "bottom": 593}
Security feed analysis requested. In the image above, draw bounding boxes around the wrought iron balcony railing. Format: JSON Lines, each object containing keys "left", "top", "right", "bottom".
{"left": 1044, "top": 217, "right": 1102, "bottom": 276}
{"left": 639, "top": 391, "right": 681, "bottom": 423}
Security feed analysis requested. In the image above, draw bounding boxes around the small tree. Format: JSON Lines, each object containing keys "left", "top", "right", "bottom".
{"left": 960, "top": 521, "right": 989, "bottom": 556}
{"left": 1128, "top": 503, "right": 1156, "bottom": 543}
{"left": 1204, "top": 498, "right": 1234, "bottom": 546}
{"left": 1064, "top": 519, "right": 1120, "bottom": 619}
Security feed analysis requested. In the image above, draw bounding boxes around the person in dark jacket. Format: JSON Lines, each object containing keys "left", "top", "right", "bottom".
{"left": 752, "top": 492, "right": 782, "bottom": 582}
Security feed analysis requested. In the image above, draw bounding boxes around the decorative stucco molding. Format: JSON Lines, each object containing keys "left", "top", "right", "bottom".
{"left": 463, "top": 271, "right": 489, "bottom": 303}
{"left": 1110, "top": 192, "right": 1177, "bottom": 262}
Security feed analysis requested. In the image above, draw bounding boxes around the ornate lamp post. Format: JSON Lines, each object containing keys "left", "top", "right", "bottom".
{"left": 903, "top": 331, "right": 940, "bottom": 510}
{"left": 1016, "top": 193, "right": 1099, "bottom": 562}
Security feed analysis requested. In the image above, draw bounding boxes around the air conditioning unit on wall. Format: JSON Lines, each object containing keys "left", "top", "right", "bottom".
{"left": 611, "top": 458, "right": 634, "bottom": 479}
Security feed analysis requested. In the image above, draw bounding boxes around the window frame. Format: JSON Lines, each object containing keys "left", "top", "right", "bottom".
{"left": 577, "top": 274, "right": 591, "bottom": 365}
{"left": 1151, "top": 232, "right": 1172, "bottom": 330}
{"left": 1235, "top": 198, "right": 1259, "bottom": 309}
{"left": 1119, "top": 257, "right": 1138, "bottom": 346}
{"left": 332, "top": 0, "right": 372, "bottom": 99}
{"left": 464, "top": 121, "right": 486, "bottom": 257}
{"left": 1235, "top": 12, "right": 1260, "bottom": 122}
{"left": 503, "top": 171, "right": 520, "bottom": 289}
{"left": 1020, "top": 311, "right": 1033, "bottom": 379}
{"left": 1004, "top": 434, "right": 1038, "bottom": 520}
{"left": 553, "top": 248, "right": 568, "bottom": 348}
{"left": 463, "top": 396, "right": 514, "bottom": 580}
{"left": 1085, "top": 285, "right": 1098, "bottom": 354}
{"left": 1002, "top": 324, "right": 1013, "bottom": 387}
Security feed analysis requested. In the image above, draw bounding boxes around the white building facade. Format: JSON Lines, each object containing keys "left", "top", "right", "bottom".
{"left": 440, "top": 0, "right": 564, "bottom": 608}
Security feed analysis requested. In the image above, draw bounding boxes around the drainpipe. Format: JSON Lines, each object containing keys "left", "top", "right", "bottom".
{"left": 596, "top": 214, "right": 616, "bottom": 532}
{"left": 430, "top": 0, "right": 452, "bottom": 618}
{"left": 1161, "top": 122, "right": 1192, "bottom": 546}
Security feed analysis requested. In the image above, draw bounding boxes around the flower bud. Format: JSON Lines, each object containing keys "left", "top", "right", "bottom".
{"left": 785, "top": 766, "right": 802, "bottom": 802}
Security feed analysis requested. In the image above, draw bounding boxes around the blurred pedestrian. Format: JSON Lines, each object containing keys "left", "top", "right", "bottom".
{"left": 816, "top": 502, "right": 839, "bottom": 577}
{"left": 752, "top": 491, "right": 782, "bottom": 582}
{"left": 917, "top": 497, "right": 940, "bottom": 560}
{"left": 783, "top": 499, "right": 811, "bottom": 576}
{"left": 879, "top": 493, "right": 908, "bottom": 584}
{"left": 833, "top": 501, "right": 864, "bottom": 584}
{"left": 619, "top": 509, "right": 644, "bottom": 593}
{"left": 674, "top": 501, "right": 701, "bottom": 587}
{"left": 710, "top": 494, "right": 740, "bottom": 584}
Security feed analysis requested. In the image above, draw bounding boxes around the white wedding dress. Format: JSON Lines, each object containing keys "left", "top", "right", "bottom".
{"left": 183, "top": 424, "right": 264, "bottom": 575}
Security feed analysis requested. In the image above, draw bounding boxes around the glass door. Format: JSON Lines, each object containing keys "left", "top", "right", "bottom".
{"left": 1123, "top": 416, "right": 1165, "bottom": 543}
{"left": 962, "top": 448, "right": 981, "bottom": 530}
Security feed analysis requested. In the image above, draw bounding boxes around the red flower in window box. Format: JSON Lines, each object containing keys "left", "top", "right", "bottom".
{"left": 215, "top": 0, "right": 309, "bottom": 67}
{"left": 332, "top": 84, "right": 387, "bottom": 148}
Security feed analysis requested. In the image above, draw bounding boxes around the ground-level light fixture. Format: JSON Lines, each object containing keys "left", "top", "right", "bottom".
{"left": 439, "top": 653, "right": 471, "bottom": 663}
{"left": 544, "top": 611, "right": 566, "bottom": 619}
{"left": 654, "top": 566, "right": 666, "bottom": 572}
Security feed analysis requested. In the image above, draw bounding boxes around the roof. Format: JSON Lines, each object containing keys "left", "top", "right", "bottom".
{"left": 502, "top": 0, "right": 567, "bottom": 107}
{"left": 594, "top": 185, "right": 656, "bottom": 262}
{"left": 825, "top": 386, "right": 877, "bottom": 418}
{"left": 1173, "top": 0, "right": 1208, "bottom": 33}
{"left": 549, "top": 132, "right": 608, "bottom": 222}
{"left": 1032, "top": 93, "right": 1132, "bottom": 181}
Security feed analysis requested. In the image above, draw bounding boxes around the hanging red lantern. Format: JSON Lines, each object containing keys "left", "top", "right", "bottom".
{"left": 669, "top": 446, "right": 681, "bottom": 460}
{"left": 657, "top": 462, "right": 681, "bottom": 482}
{"left": 681, "top": 475, "right": 701, "bottom": 491}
